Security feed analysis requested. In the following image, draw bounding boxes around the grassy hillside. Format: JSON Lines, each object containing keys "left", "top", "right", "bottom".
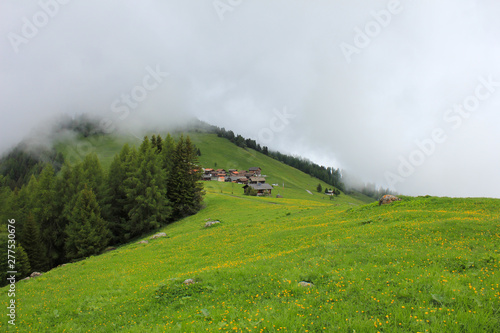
{"left": 2, "top": 133, "right": 499, "bottom": 332}
{"left": 1, "top": 192, "right": 499, "bottom": 332}
{"left": 55, "top": 132, "right": 360, "bottom": 202}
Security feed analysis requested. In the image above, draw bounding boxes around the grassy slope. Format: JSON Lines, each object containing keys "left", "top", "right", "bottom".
{"left": 55, "top": 132, "right": 360, "bottom": 202}
{"left": 343, "top": 190, "right": 375, "bottom": 205}
{"left": 190, "top": 132, "right": 353, "bottom": 202}
{"left": 2, "top": 134, "right": 500, "bottom": 332}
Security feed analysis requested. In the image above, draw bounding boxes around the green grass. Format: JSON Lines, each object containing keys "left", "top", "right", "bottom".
{"left": 2, "top": 133, "right": 499, "bottom": 332}
{"left": 2, "top": 194, "right": 499, "bottom": 332}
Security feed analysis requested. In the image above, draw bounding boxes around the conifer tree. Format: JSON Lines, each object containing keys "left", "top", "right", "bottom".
{"left": 20, "top": 213, "right": 49, "bottom": 272}
{"left": 65, "top": 185, "right": 111, "bottom": 260}
{"left": 105, "top": 143, "right": 135, "bottom": 242}
{"left": 55, "top": 161, "right": 81, "bottom": 261}
{"left": 15, "top": 245, "right": 31, "bottom": 279}
{"left": 0, "top": 236, "right": 8, "bottom": 285}
{"left": 80, "top": 153, "right": 106, "bottom": 207}
{"left": 4, "top": 176, "right": 37, "bottom": 269}
{"left": 156, "top": 134, "right": 163, "bottom": 152}
{"left": 168, "top": 135, "right": 204, "bottom": 219}
{"left": 120, "top": 146, "right": 139, "bottom": 239}
{"left": 151, "top": 135, "right": 157, "bottom": 150}
{"left": 0, "top": 183, "right": 13, "bottom": 226}
{"left": 125, "top": 137, "right": 171, "bottom": 237}
{"left": 15, "top": 175, "right": 38, "bottom": 225}
{"left": 162, "top": 133, "right": 176, "bottom": 179}
{"left": 32, "top": 164, "right": 60, "bottom": 266}
{"left": 59, "top": 162, "right": 85, "bottom": 222}
{"left": 58, "top": 162, "right": 84, "bottom": 210}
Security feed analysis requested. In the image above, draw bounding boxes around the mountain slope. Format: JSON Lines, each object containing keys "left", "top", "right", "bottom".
{"left": 55, "top": 131, "right": 359, "bottom": 202}
{"left": 1, "top": 193, "right": 499, "bottom": 332}
{"left": 2, "top": 133, "right": 499, "bottom": 332}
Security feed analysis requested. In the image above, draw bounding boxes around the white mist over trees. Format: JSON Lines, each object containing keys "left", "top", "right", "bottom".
{"left": 1, "top": 1, "right": 500, "bottom": 197}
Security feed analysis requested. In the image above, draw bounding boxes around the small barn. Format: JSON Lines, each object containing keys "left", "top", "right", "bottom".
{"left": 243, "top": 183, "right": 273, "bottom": 196}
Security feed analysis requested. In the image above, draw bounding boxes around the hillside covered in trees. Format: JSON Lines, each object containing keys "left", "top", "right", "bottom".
{"left": 0, "top": 134, "right": 203, "bottom": 284}
{"left": 0, "top": 116, "right": 397, "bottom": 284}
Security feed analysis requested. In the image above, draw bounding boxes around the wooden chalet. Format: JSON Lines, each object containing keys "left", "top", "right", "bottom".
{"left": 243, "top": 183, "right": 273, "bottom": 196}
{"left": 248, "top": 167, "right": 262, "bottom": 176}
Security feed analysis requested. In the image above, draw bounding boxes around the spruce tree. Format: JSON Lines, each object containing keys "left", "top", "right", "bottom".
{"left": 151, "top": 135, "right": 157, "bottom": 150}
{"left": 57, "top": 162, "right": 84, "bottom": 212}
{"left": 0, "top": 236, "right": 8, "bottom": 286}
{"left": 105, "top": 144, "right": 134, "bottom": 242}
{"left": 65, "top": 185, "right": 111, "bottom": 260}
{"left": 168, "top": 135, "right": 204, "bottom": 219}
{"left": 125, "top": 137, "right": 171, "bottom": 237}
{"left": 20, "top": 213, "right": 49, "bottom": 272}
{"left": 0, "top": 184, "right": 13, "bottom": 228}
{"left": 156, "top": 134, "right": 163, "bottom": 152}
{"left": 15, "top": 244, "right": 31, "bottom": 279}
{"left": 1, "top": 241, "right": 32, "bottom": 281}
{"left": 121, "top": 145, "right": 139, "bottom": 238}
{"left": 162, "top": 133, "right": 176, "bottom": 179}
{"left": 59, "top": 162, "right": 85, "bottom": 222}
{"left": 16, "top": 175, "right": 38, "bottom": 224}
{"left": 32, "top": 164, "right": 60, "bottom": 266}
{"left": 80, "top": 153, "right": 106, "bottom": 209}
{"left": 55, "top": 161, "right": 80, "bottom": 262}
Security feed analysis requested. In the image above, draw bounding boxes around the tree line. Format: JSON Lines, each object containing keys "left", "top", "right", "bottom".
{"left": 0, "top": 146, "right": 64, "bottom": 190}
{"left": 0, "top": 134, "right": 203, "bottom": 284}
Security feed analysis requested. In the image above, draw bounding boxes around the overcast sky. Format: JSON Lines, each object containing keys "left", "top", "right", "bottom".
{"left": 1, "top": 0, "right": 499, "bottom": 197}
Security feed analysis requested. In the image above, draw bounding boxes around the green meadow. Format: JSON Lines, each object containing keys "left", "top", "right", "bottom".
{"left": 2, "top": 133, "right": 499, "bottom": 332}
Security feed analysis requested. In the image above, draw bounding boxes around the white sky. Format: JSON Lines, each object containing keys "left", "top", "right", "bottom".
{"left": 1, "top": 0, "right": 499, "bottom": 197}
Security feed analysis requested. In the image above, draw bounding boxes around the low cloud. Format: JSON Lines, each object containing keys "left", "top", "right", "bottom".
{"left": 1, "top": 0, "right": 499, "bottom": 197}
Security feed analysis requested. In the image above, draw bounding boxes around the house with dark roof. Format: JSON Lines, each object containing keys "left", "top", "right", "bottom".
{"left": 243, "top": 183, "right": 273, "bottom": 196}
{"left": 248, "top": 167, "right": 261, "bottom": 176}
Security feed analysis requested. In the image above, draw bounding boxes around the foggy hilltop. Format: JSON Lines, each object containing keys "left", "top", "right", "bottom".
{"left": 1, "top": 0, "right": 500, "bottom": 198}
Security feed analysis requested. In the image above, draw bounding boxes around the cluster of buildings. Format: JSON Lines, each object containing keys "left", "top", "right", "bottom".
{"left": 201, "top": 167, "right": 274, "bottom": 195}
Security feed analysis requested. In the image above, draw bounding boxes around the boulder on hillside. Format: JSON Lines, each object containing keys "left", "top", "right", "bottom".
{"left": 150, "top": 232, "right": 167, "bottom": 239}
{"left": 379, "top": 194, "right": 401, "bottom": 206}
{"left": 204, "top": 220, "right": 220, "bottom": 228}
{"left": 138, "top": 240, "right": 149, "bottom": 244}
{"left": 183, "top": 279, "right": 195, "bottom": 285}
{"left": 298, "top": 281, "right": 314, "bottom": 287}
{"left": 30, "top": 272, "right": 42, "bottom": 278}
